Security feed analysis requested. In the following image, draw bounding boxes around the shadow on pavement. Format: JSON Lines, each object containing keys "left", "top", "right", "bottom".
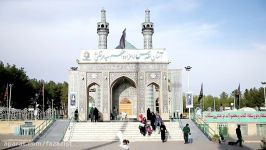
{"left": 218, "top": 141, "right": 257, "bottom": 150}
{"left": 82, "top": 141, "right": 118, "bottom": 150}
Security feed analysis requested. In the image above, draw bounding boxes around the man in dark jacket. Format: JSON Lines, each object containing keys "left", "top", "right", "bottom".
{"left": 90, "top": 107, "right": 94, "bottom": 122}
{"left": 183, "top": 124, "right": 190, "bottom": 144}
{"left": 235, "top": 125, "right": 242, "bottom": 147}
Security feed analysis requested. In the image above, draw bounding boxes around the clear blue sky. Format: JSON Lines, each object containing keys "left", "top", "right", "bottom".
{"left": 0, "top": 0, "right": 265, "bottom": 96}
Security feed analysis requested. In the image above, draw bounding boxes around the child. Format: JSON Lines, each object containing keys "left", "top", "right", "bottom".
{"left": 188, "top": 133, "right": 193, "bottom": 143}
{"left": 147, "top": 125, "right": 153, "bottom": 136}
{"left": 120, "top": 139, "right": 130, "bottom": 150}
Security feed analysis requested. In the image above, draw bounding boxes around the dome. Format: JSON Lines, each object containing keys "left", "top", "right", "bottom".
{"left": 115, "top": 40, "right": 137, "bottom": 49}
{"left": 238, "top": 107, "right": 256, "bottom": 111}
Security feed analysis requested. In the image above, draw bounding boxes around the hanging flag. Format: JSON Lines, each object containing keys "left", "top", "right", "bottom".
{"left": 198, "top": 83, "right": 203, "bottom": 102}
{"left": 235, "top": 84, "right": 240, "bottom": 109}
{"left": 235, "top": 84, "right": 240, "bottom": 97}
{"left": 4, "top": 84, "right": 8, "bottom": 99}
{"left": 118, "top": 28, "right": 126, "bottom": 49}
{"left": 186, "top": 92, "right": 193, "bottom": 108}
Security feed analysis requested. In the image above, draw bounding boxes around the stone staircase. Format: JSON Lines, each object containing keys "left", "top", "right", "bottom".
{"left": 63, "top": 121, "right": 184, "bottom": 142}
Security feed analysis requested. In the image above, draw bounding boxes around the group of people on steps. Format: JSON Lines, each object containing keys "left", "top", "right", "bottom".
{"left": 138, "top": 108, "right": 168, "bottom": 142}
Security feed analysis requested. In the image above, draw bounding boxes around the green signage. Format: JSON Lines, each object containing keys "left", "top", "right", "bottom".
{"left": 203, "top": 111, "right": 266, "bottom": 123}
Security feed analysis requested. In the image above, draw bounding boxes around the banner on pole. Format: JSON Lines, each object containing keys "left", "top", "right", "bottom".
{"left": 186, "top": 92, "right": 193, "bottom": 108}
{"left": 70, "top": 92, "right": 77, "bottom": 107}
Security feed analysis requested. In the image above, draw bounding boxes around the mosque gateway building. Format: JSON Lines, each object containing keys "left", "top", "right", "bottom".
{"left": 68, "top": 9, "right": 183, "bottom": 121}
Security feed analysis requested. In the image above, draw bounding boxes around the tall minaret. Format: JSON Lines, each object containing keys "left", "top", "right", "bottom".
{"left": 142, "top": 9, "right": 154, "bottom": 49}
{"left": 97, "top": 9, "right": 109, "bottom": 49}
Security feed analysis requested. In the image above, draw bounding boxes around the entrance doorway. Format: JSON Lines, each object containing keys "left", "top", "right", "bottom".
{"left": 119, "top": 98, "right": 132, "bottom": 115}
{"left": 111, "top": 76, "right": 137, "bottom": 119}
{"left": 146, "top": 83, "right": 160, "bottom": 113}
{"left": 87, "top": 83, "right": 100, "bottom": 120}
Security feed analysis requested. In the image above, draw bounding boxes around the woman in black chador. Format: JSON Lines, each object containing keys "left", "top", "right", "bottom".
{"left": 93, "top": 107, "right": 99, "bottom": 122}
{"left": 160, "top": 122, "right": 167, "bottom": 142}
{"left": 150, "top": 112, "right": 156, "bottom": 131}
{"left": 147, "top": 108, "right": 151, "bottom": 120}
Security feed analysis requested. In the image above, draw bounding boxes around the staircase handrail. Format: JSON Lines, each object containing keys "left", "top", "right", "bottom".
{"left": 67, "top": 117, "right": 76, "bottom": 142}
{"left": 178, "top": 117, "right": 184, "bottom": 129}
{"left": 59, "top": 117, "right": 73, "bottom": 142}
{"left": 32, "top": 115, "right": 55, "bottom": 142}
{"left": 191, "top": 113, "right": 217, "bottom": 141}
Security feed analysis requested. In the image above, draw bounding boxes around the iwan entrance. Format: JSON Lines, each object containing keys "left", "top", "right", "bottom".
{"left": 111, "top": 76, "right": 137, "bottom": 119}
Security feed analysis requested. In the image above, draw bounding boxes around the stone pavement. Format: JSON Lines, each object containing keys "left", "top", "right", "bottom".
{"left": 37, "top": 120, "right": 69, "bottom": 142}
{"left": 2, "top": 140, "right": 261, "bottom": 150}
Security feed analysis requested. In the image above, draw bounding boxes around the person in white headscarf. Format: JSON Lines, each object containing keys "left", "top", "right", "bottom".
{"left": 116, "top": 131, "right": 130, "bottom": 150}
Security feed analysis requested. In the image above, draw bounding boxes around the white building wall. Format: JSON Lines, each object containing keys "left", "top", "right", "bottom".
{"left": 68, "top": 70, "right": 79, "bottom": 119}
{"left": 168, "top": 69, "right": 183, "bottom": 118}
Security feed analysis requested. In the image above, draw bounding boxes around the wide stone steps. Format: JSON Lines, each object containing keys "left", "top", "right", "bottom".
{"left": 63, "top": 122, "right": 184, "bottom": 142}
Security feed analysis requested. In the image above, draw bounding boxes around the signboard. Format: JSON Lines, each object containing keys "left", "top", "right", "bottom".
{"left": 203, "top": 111, "right": 266, "bottom": 123}
{"left": 79, "top": 49, "right": 169, "bottom": 63}
{"left": 185, "top": 92, "right": 193, "bottom": 108}
{"left": 70, "top": 92, "right": 77, "bottom": 107}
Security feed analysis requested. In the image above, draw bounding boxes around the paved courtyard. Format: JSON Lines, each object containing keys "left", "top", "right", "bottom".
{"left": 1, "top": 140, "right": 261, "bottom": 150}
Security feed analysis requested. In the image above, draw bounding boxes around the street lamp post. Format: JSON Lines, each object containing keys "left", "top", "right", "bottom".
{"left": 52, "top": 99, "right": 54, "bottom": 119}
{"left": 185, "top": 66, "right": 192, "bottom": 119}
{"left": 41, "top": 80, "right": 45, "bottom": 119}
{"left": 262, "top": 82, "right": 266, "bottom": 107}
{"left": 213, "top": 97, "right": 216, "bottom": 111}
{"left": 8, "top": 84, "right": 13, "bottom": 124}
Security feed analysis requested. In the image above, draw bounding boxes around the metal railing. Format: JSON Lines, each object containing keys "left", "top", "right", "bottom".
{"left": 67, "top": 117, "right": 76, "bottom": 142}
{"left": 32, "top": 115, "right": 55, "bottom": 142}
{"left": 59, "top": 117, "right": 74, "bottom": 142}
{"left": 191, "top": 113, "right": 217, "bottom": 141}
{"left": 0, "top": 107, "right": 58, "bottom": 120}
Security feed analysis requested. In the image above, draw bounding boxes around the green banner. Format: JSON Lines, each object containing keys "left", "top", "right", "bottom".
{"left": 203, "top": 111, "right": 266, "bottom": 123}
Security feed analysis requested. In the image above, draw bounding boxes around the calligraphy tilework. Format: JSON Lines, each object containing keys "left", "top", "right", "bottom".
{"left": 79, "top": 64, "right": 168, "bottom": 71}
{"left": 145, "top": 72, "right": 161, "bottom": 86}
{"left": 204, "top": 111, "right": 266, "bottom": 123}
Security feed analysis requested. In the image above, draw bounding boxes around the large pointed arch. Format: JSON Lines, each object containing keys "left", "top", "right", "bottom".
{"left": 110, "top": 76, "right": 137, "bottom": 119}
{"left": 87, "top": 82, "right": 101, "bottom": 120}
{"left": 146, "top": 82, "right": 160, "bottom": 114}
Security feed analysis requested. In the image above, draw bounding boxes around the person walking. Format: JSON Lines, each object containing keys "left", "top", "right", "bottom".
{"left": 155, "top": 113, "right": 162, "bottom": 133}
{"left": 150, "top": 112, "right": 156, "bottom": 131}
{"left": 113, "top": 107, "right": 118, "bottom": 120}
{"left": 147, "top": 108, "right": 151, "bottom": 120}
{"left": 160, "top": 122, "right": 167, "bottom": 142}
{"left": 183, "top": 124, "right": 190, "bottom": 144}
{"left": 235, "top": 125, "right": 243, "bottom": 147}
{"left": 90, "top": 107, "right": 94, "bottom": 122}
{"left": 93, "top": 107, "right": 99, "bottom": 122}
{"left": 74, "top": 108, "right": 78, "bottom": 122}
